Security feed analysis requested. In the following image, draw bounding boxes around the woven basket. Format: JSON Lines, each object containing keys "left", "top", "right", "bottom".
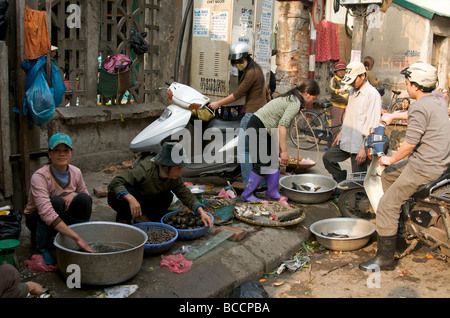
{"left": 204, "top": 196, "right": 236, "bottom": 225}
{"left": 97, "top": 50, "right": 137, "bottom": 99}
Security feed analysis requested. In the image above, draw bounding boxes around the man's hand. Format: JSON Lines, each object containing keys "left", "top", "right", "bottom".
{"left": 333, "top": 130, "right": 342, "bottom": 146}
{"left": 378, "top": 155, "right": 392, "bottom": 167}
{"left": 356, "top": 147, "right": 367, "bottom": 165}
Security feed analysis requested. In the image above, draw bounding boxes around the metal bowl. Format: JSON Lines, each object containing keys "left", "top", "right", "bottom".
{"left": 310, "top": 217, "right": 376, "bottom": 251}
{"left": 279, "top": 174, "right": 337, "bottom": 204}
{"left": 188, "top": 185, "right": 207, "bottom": 194}
{"left": 54, "top": 222, "right": 148, "bottom": 285}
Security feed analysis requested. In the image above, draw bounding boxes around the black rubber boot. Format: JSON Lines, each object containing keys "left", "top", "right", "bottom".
{"left": 359, "top": 235, "right": 397, "bottom": 271}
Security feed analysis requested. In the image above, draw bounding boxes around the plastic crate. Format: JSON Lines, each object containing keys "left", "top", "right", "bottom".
{"left": 132, "top": 222, "right": 178, "bottom": 254}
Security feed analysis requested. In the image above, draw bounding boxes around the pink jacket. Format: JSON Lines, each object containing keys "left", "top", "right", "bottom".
{"left": 24, "top": 164, "right": 89, "bottom": 226}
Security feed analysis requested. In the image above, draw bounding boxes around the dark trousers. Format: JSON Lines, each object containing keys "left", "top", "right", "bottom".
{"left": 246, "top": 115, "right": 278, "bottom": 175}
{"left": 25, "top": 193, "right": 92, "bottom": 250}
{"left": 322, "top": 145, "right": 369, "bottom": 183}
{"left": 107, "top": 187, "right": 173, "bottom": 223}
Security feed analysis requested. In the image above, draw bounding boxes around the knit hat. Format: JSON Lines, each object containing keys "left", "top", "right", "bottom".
{"left": 154, "top": 142, "right": 188, "bottom": 166}
{"left": 334, "top": 61, "right": 346, "bottom": 72}
{"left": 48, "top": 133, "right": 73, "bottom": 150}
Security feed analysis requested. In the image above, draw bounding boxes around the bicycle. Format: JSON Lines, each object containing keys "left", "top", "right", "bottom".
{"left": 289, "top": 101, "right": 342, "bottom": 150}
{"left": 383, "top": 89, "right": 403, "bottom": 113}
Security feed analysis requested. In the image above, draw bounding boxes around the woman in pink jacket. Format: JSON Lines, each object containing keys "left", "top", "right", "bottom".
{"left": 24, "top": 133, "right": 93, "bottom": 265}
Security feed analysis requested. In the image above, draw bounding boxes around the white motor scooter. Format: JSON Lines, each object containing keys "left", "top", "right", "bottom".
{"left": 130, "top": 82, "right": 241, "bottom": 178}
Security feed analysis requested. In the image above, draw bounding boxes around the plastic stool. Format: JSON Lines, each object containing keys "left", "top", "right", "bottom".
{"left": 0, "top": 239, "right": 20, "bottom": 268}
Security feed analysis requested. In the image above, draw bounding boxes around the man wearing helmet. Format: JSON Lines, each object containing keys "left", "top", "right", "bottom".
{"left": 209, "top": 42, "right": 270, "bottom": 184}
{"left": 359, "top": 62, "right": 450, "bottom": 271}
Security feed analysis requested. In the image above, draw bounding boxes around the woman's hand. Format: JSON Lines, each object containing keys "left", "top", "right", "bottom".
{"left": 197, "top": 207, "right": 214, "bottom": 228}
{"left": 62, "top": 192, "right": 77, "bottom": 210}
{"left": 279, "top": 150, "right": 289, "bottom": 166}
{"left": 209, "top": 101, "right": 220, "bottom": 110}
{"left": 75, "top": 236, "right": 94, "bottom": 253}
{"left": 25, "top": 281, "right": 43, "bottom": 297}
{"left": 123, "top": 194, "right": 142, "bottom": 218}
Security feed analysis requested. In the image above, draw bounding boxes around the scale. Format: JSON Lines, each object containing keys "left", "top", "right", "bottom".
{"left": 184, "top": 229, "right": 234, "bottom": 261}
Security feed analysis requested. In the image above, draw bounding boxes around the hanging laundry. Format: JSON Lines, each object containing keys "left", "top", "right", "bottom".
{"left": 315, "top": 20, "right": 340, "bottom": 62}
{"left": 24, "top": 5, "right": 50, "bottom": 60}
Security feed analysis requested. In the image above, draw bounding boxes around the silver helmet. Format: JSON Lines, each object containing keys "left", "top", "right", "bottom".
{"left": 400, "top": 62, "right": 438, "bottom": 91}
{"left": 228, "top": 42, "right": 251, "bottom": 60}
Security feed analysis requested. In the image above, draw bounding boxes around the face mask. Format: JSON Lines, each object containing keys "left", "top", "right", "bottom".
{"left": 235, "top": 63, "right": 246, "bottom": 71}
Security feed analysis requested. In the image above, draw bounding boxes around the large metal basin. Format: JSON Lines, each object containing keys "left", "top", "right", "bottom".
{"left": 54, "top": 222, "right": 148, "bottom": 286}
{"left": 279, "top": 174, "right": 337, "bottom": 204}
{"left": 310, "top": 217, "right": 376, "bottom": 251}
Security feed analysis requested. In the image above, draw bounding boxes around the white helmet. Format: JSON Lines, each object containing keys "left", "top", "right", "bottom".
{"left": 400, "top": 62, "right": 438, "bottom": 91}
{"left": 228, "top": 42, "right": 251, "bottom": 60}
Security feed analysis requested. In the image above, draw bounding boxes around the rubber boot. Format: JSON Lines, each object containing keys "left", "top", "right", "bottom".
{"left": 265, "top": 170, "right": 283, "bottom": 200}
{"left": 35, "top": 221, "right": 57, "bottom": 265}
{"left": 240, "top": 171, "right": 264, "bottom": 202}
{"left": 359, "top": 235, "right": 397, "bottom": 271}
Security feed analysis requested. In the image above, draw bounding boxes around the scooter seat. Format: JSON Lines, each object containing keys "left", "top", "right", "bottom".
{"left": 207, "top": 118, "right": 241, "bottom": 133}
{"left": 414, "top": 172, "right": 450, "bottom": 200}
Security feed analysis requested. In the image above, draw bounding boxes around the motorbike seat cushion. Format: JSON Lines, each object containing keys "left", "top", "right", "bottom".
{"left": 414, "top": 172, "right": 450, "bottom": 200}
{"left": 207, "top": 118, "right": 241, "bottom": 132}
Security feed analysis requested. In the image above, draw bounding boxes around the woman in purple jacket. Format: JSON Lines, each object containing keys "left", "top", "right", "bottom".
{"left": 24, "top": 133, "right": 93, "bottom": 265}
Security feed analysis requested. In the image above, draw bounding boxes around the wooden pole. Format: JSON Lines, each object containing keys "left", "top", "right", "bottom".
{"left": 16, "top": 0, "right": 31, "bottom": 201}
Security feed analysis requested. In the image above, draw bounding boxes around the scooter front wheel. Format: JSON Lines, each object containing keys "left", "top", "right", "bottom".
{"left": 337, "top": 188, "right": 375, "bottom": 220}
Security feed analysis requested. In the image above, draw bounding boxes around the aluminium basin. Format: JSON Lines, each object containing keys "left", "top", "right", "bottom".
{"left": 54, "top": 222, "right": 147, "bottom": 286}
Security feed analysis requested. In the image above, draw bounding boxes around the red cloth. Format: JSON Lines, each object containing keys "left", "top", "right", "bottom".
{"left": 315, "top": 20, "right": 340, "bottom": 62}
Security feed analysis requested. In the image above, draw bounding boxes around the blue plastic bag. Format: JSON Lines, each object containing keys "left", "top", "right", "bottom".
{"left": 51, "top": 62, "right": 66, "bottom": 107}
{"left": 20, "top": 56, "right": 64, "bottom": 127}
{"left": 25, "top": 70, "right": 55, "bottom": 127}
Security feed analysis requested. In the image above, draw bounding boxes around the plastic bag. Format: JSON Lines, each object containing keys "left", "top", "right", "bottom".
{"left": 160, "top": 253, "right": 193, "bottom": 273}
{"left": 25, "top": 70, "right": 55, "bottom": 126}
{"left": 129, "top": 28, "right": 148, "bottom": 55}
{"left": 51, "top": 62, "right": 67, "bottom": 107}
{"left": 230, "top": 281, "right": 269, "bottom": 298}
{"left": 21, "top": 56, "right": 56, "bottom": 127}
{"left": 0, "top": 209, "right": 22, "bottom": 240}
{"left": 24, "top": 254, "right": 59, "bottom": 272}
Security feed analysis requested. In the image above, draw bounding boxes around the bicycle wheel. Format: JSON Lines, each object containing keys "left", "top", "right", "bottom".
{"left": 289, "top": 109, "right": 325, "bottom": 150}
{"left": 389, "top": 102, "right": 402, "bottom": 112}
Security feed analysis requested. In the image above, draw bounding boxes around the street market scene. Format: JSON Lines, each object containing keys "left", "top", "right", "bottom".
{"left": 0, "top": 0, "right": 449, "bottom": 304}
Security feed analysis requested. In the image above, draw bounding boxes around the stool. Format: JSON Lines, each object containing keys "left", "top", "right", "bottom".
{"left": 0, "top": 239, "right": 20, "bottom": 268}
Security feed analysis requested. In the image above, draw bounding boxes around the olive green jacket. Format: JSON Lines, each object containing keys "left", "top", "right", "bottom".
{"left": 108, "top": 159, "right": 201, "bottom": 212}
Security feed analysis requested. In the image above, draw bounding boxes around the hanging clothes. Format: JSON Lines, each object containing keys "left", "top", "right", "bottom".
{"left": 24, "top": 5, "right": 50, "bottom": 60}
{"left": 315, "top": 20, "right": 340, "bottom": 63}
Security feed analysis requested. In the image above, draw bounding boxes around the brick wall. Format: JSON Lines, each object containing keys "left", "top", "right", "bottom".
{"left": 275, "top": 1, "right": 311, "bottom": 94}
